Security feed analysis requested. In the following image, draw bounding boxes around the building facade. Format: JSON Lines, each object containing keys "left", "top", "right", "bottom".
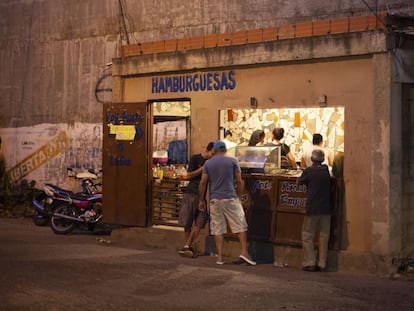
{"left": 1, "top": 0, "right": 414, "bottom": 272}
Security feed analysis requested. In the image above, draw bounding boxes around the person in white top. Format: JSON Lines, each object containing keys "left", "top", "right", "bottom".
{"left": 301, "top": 133, "right": 333, "bottom": 168}
{"left": 223, "top": 130, "right": 237, "bottom": 157}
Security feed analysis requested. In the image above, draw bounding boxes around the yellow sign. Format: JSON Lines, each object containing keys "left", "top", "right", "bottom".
{"left": 7, "top": 132, "right": 68, "bottom": 183}
{"left": 110, "top": 124, "right": 136, "bottom": 140}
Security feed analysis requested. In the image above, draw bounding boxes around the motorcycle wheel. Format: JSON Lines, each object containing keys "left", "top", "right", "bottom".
{"left": 33, "top": 210, "right": 49, "bottom": 226}
{"left": 50, "top": 204, "right": 77, "bottom": 235}
{"left": 87, "top": 201, "right": 103, "bottom": 232}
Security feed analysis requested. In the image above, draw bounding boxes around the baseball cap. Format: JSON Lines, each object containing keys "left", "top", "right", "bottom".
{"left": 213, "top": 140, "right": 227, "bottom": 151}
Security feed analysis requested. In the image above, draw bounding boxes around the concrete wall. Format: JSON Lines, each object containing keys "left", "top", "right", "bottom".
{"left": 371, "top": 53, "right": 395, "bottom": 258}
{"left": 0, "top": 1, "right": 118, "bottom": 187}
{"left": 112, "top": 0, "right": 414, "bottom": 41}
{"left": 1, "top": 0, "right": 413, "bottom": 127}
{"left": 0, "top": 0, "right": 119, "bottom": 127}
{"left": 0, "top": 123, "right": 102, "bottom": 190}
{"left": 401, "top": 84, "right": 414, "bottom": 254}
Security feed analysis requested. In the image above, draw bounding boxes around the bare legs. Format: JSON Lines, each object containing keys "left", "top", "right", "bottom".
{"left": 184, "top": 226, "right": 201, "bottom": 247}
{"left": 237, "top": 231, "right": 249, "bottom": 257}
{"left": 214, "top": 231, "right": 249, "bottom": 261}
{"left": 214, "top": 234, "right": 224, "bottom": 261}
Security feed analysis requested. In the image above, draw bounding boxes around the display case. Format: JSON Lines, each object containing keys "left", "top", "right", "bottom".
{"left": 235, "top": 146, "right": 281, "bottom": 174}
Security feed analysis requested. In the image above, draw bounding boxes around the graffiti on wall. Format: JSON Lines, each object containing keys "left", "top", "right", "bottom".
{"left": 66, "top": 124, "right": 102, "bottom": 170}
{"left": 0, "top": 123, "right": 103, "bottom": 189}
{"left": 95, "top": 73, "right": 112, "bottom": 104}
{"left": 7, "top": 132, "right": 67, "bottom": 183}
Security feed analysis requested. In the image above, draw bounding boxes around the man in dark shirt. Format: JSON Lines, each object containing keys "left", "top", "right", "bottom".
{"left": 178, "top": 142, "right": 214, "bottom": 258}
{"left": 298, "top": 149, "right": 331, "bottom": 272}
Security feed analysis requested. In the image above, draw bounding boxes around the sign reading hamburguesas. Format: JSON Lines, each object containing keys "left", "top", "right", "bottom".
{"left": 152, "top": 70, "right": 236, "bottom": 93}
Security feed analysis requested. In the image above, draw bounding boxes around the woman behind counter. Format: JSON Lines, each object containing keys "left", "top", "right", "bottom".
{"left": 266, "top": 127, "right": 298, "bottom": 169}
{"left": 248, "top": 130, "right": 265, "bottom": 146}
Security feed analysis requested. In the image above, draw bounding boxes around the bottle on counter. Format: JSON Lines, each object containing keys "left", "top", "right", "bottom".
{"left": 153, "top": 163, "right": 161, "bottom": 178}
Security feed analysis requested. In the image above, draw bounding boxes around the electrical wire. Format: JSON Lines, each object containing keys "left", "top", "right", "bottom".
{"left": 360, "top": 0, "right": 387, "bottom": 28}
{"left": 118, "top": 0, "right": 130, "bottom": 44}
{"left": 118, "top": 0, "right": 140, "bottom": 44}
{"left": 121, "top": 0, "right": 140, "bottom": 43}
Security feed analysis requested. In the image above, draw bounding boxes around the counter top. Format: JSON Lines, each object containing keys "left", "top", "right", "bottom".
{"left": 245, "top": 169, "right": 303, "bottom": 178}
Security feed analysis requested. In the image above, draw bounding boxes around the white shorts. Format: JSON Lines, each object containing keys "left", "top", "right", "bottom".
{"left": 209, "top": 198, "right": 248, "bottom": 235}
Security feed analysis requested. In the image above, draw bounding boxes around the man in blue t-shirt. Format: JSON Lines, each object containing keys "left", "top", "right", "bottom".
{"left": 198, "top": 140, "right": 256, "bottom": 266}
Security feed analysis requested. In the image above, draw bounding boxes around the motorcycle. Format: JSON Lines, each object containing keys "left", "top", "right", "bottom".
{"left": 32, "top": 168, "right": 102, "bottom": 226}
{"left": 66, "top": 167, "right": 102, "bottom": 195}
{"left": 48, "top": 188, "right": 103, "bottom": 235}
{"left": 32, "top": 187, "right": 61, "bottom": 226}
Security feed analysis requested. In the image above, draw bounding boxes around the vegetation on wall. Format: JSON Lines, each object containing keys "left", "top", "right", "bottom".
{"left": 0, "top": 178, "right": 39, "bottom": 218}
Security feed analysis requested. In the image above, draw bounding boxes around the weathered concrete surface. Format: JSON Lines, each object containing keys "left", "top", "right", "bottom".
{"left": 113, "top": 32, "right": 387, "bottom": 76}
{"left": 1, "top": 218, "right": 414, "bottom": 311}
{"left": 111, "top": 224, "right": 396, "bottom": 276}
{"left": 2, "top": 0, "right": 414, "bottom": 128}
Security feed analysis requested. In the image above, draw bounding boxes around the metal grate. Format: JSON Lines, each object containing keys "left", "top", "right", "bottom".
{"left": 151, "top": 179, "right": 185, "bottom": 227}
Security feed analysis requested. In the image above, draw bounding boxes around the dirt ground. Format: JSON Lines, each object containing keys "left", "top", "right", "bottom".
{"left": 1, "top": 217, "right": 413, "bottom": 311}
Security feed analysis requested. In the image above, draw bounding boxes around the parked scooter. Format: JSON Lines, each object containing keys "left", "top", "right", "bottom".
{"left": 32, "top": 168, "right": 102, "bottom": 226}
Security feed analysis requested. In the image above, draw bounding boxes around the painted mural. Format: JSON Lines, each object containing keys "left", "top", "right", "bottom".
{"left": 0, "top": 123, "right": 102, "bottom": 191}
{"left": 219, "top": 107, "right": 345, "bottom": 161}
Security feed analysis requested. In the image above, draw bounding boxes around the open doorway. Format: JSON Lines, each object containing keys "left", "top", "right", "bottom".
{"left": 151, "top": 100, "right": 191, "bottom": 166}
{"left": 150, "top": 100, "right": 191, "bottom": 227}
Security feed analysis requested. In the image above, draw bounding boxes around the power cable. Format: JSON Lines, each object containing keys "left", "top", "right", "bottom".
{"left": 360, "top": 0, "right": 387, "bottom": 28}
{"left": 118, "top": 0, "right": 130, "bottom": 44}
{"left": 120, "top": 0, "right": 139, "bottom": 44}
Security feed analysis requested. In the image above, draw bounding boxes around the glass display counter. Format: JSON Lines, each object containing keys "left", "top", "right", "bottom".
{"left": 235, "top": 146, "right": 281, "bottom": 174}
{"left": 235, "top": 146, "right": 303, "bottom": 176}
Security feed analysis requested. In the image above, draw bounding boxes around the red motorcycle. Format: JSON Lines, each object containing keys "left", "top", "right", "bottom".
{"left": 32, "top": 168, "right": 102, "bottom": 227}
{"left": 47, "top": 185, "right": 103, "bottom": 235}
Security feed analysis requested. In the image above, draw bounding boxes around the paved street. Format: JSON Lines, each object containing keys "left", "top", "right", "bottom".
{"left": 0, "top": 218, "right": 413, "bottom": 311}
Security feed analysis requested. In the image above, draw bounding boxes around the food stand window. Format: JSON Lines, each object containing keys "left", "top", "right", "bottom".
{"left": 219, "top": 107, "right": 345, "bottom": 163}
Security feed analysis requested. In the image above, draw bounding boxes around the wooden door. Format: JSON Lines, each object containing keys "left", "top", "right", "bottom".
{"left": 102, "top": 102, "right": 148, "bottom": 226}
